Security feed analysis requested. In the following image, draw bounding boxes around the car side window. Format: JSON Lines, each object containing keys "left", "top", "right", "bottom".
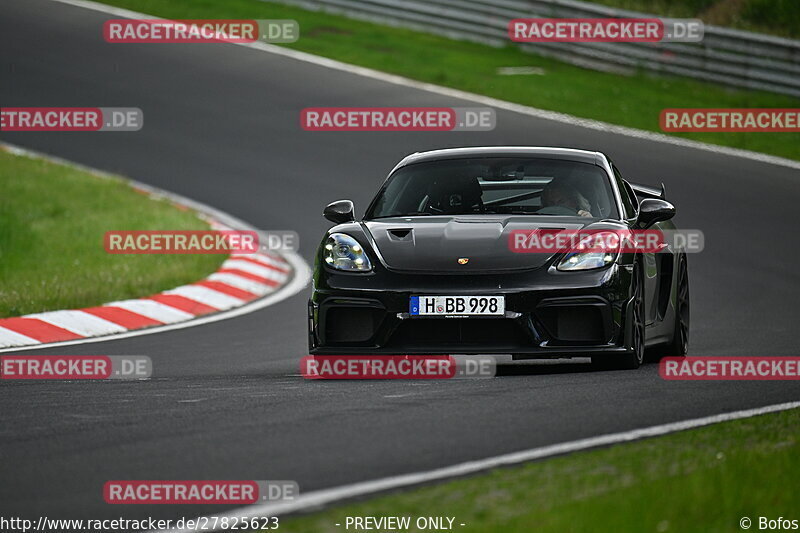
{"left": 612, "top": 165, "right": 637, "bottom": 220}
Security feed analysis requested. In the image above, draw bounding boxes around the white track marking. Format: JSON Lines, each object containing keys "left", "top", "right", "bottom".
{"left": 158, "top": 401, "right": 800, "bottom": 532}
{"left": 222, "top": 259, "right": 289, "bottom": 281}
{"left": 23, "top": 310, "right": 127, "bottom": 336}
{"left": 103, "top": 300, "right": 195, "bottom": 324}
{"left": 48, "top": 0, "right": 800, "bottom": 171}
{"left": 207, "top": 272, "right": 274, "bottom": 295}
{"left": 165, "top": 285, "right": 246, "bottom": 310}
{"left": 0, "top": 327, "right": 40, "bottom": 349}
{"left": 231, "top": 253, "right": 290, "bottom": 270}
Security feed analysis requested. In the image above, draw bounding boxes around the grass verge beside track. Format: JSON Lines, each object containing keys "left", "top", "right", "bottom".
{"left": 0, "top": 149, "right": 224, "bottom": 318}
{"left": 278, "top": 408, "right": 800, "bottom": 533}
{"left": 590, "top": 0, "right": 800, "bottom": 39}
{"left": 96, "top": 0, "right": 800, "bottom": 161}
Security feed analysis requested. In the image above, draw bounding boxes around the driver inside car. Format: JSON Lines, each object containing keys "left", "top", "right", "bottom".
{"left": 427, "top": 175, "right": 485, "bottom": 214}
{"left": 540, "top": 181, "right": 593, "bottom": 217}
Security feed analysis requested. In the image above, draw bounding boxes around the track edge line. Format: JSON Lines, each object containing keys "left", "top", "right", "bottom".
{"left": 159, "top": 400, "right": 800, "bottom": 532}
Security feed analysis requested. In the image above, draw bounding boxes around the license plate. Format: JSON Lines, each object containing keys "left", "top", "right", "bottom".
{"left": 409, "top": 296, "right": 505, "bottom": 317}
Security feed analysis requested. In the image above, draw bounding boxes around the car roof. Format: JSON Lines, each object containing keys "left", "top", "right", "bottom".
{"left": 393, "top": 146, "right": 605, "bottom": 170}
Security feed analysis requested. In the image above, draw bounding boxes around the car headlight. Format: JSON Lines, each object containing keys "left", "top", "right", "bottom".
{"left": 556, "top": 230, "right": 620, "bottom": 271}
{"left": 323, "top": 233, "right": 372, "bottom": 272}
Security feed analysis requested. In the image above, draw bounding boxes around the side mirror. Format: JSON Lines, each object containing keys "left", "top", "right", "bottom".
{"left": 638, "top": 198, "right": 675, "bottom": 228}
{"left": 323, "top": 200, "right": 355, "bottom": 224}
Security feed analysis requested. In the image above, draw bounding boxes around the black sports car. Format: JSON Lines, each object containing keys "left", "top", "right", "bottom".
{"left": 308, "top": 147, "right": 689, "bottom": 369}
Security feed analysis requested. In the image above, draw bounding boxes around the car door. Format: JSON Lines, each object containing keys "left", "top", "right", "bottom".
{"left": 612, "top": 164, "right": 659, "bottom": 325}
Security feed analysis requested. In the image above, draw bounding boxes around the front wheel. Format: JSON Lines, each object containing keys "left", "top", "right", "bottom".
{"left": 593, "top": 262, "right": 645, "bottom": 370}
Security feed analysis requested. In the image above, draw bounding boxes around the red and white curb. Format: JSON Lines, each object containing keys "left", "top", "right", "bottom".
{"left": 0, "top": 143, "right": 310, "bottom": 351}
{"left": 0, "top": 249, "right": 291, "bottom": 349}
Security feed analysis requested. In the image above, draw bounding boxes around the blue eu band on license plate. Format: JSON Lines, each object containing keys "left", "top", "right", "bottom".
{"left": 409, "top": 296, "right": 505, "bottom": 316}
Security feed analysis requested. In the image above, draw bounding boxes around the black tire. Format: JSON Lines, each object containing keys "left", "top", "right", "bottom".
{"left": 593, "top": 262, "right": 645, "bottom": 370}
{"left": 658, "top": 254, "right": 690, "bottom": 357}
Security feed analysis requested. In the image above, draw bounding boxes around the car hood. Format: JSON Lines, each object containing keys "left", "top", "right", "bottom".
{"left": 363, "top": 216, "right": 597, "bottom": 273}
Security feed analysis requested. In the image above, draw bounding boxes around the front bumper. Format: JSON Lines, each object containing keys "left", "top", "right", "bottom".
{"left": 309, "top": 264, "right": 636, "bottom": 358}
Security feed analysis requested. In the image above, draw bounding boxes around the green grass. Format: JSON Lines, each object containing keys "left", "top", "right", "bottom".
{"left": 590, "top": 0, "right": 716, "bottom": 18}
{"left": 95, "top": 0, "right": 800, "bottom": 161}
{"left": 589, "top": 0, "right": 800, "bottom": 39}
{"left": 0, "top": 149, "right": 224, "bottom": 318}
{"left": 277, "top": 408, "right": 800, "bottom": 533}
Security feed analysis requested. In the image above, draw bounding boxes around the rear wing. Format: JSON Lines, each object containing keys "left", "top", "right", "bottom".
{"left": 630, "top": 182, "right": 666, "bottom": 200}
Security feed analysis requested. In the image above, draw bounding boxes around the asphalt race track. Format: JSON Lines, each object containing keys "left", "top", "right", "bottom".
{"left": 1, "top": 0, "right": 799, "bottom": 522}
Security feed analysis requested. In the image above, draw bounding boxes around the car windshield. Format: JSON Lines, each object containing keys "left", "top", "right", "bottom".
{"left": 366, "top": 157, "right": 619, "bottom": 219}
